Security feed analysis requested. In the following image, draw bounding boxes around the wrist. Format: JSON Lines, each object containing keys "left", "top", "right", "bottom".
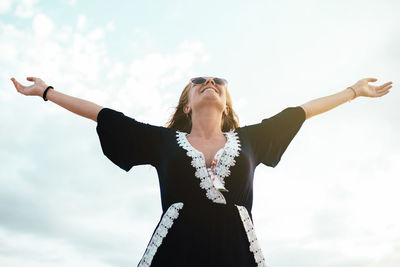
{"left": 42, "top": 85, "right": 54, "bottom": 101}
{"left": 347, "top": 86, "right": 357, "bottom": 100}
{"left": 36, "top": 86, "right": 46, "bottom": 97}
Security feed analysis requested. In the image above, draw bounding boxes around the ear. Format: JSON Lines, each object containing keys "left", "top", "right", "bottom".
{"left": 183, "top": 105, "right": 191, "bottom": 114}
{"left": 224, "top": 106, "right": 229, "bottom": 115}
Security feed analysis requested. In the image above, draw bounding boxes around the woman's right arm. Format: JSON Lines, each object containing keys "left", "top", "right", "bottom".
{"left": 11, "top": 76, "right": 103, "bottom": 122}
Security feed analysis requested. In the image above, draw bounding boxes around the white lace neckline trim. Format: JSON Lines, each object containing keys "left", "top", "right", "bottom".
{"left": 176, "top": 130, "right": 241, "bottom": 204}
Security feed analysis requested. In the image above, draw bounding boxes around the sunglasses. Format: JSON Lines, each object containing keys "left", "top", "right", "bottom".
{"left": 190, "top": 77, "right": 228, "bottom": 86}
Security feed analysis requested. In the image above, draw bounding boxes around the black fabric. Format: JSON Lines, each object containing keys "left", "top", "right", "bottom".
{"left": 96, "top": 108, "right": 164, "bottom": 171}
{"left": 96, "top": 106, "right": 306, "bottom": 266}
{"left": 240, "top": 106, "right": 306, "bottom": 167}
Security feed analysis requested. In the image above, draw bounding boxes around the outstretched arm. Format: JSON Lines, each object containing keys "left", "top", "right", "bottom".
{"left": 11, "top": 76, "right": 103, "bottom": 122}
{"left": 300, "top": 78, "right": 393, "bottom": 120}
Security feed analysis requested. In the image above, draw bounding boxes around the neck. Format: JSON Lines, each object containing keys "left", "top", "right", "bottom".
{"left": 189, "top": 106, "right": 223, "bottom": 139}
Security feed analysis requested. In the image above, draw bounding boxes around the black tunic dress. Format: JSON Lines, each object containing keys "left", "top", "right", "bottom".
{"left": 96, "top": 106, "right": 306, "bottom": 267}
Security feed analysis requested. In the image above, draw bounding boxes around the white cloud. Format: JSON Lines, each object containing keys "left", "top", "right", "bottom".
{"left": 0, "top": 42, "right": 18, "bottom": 61}
{"left": 14, "top": 0, "right": 39, "bottom": 18}
{"left": 0, "top": 0, "right": 15, "bottom": 13}
{"left": 32, "top": 13, "right": 54, "bottom": 37}
{"left": 366, "top": 246, "right": 400, "bottom": 267}
{"left": 88, "top": 27, "right": 105, "bottom": 41}
{"left": 105, "top": 21, "right": 115, "bottom": 32}
{"left": 0, "top": 229, "right": 112, "bottom": 267}
{"left": 77, "top": 14, "right": 86, "bottom": 31}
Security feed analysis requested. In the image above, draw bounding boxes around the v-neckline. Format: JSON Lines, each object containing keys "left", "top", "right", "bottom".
{"left": 183, "top": 132, "right": 228, "bottom": 169}
{"left": 175, "top": 130, "right": 241, "bottom": 204}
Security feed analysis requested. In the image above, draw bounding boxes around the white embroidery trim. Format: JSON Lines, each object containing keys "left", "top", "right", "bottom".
{"left": 138, "top": 202, "right": 184, "bottom": 267}
{"left": 213, "top": 131, "right": 241, "bottom": 187}
{"left": 176, "top": 130, "right": 241, "bottom": 204}
{"left": 235, "top": 205, "right": 267, "bottom": 267}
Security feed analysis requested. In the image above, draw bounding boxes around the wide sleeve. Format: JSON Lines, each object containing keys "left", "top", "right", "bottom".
{"left": 96, "top": 107, "right": 164, "bottom": 171}
{"left": 242, "top": 106, "right": 306, "bottom": 168}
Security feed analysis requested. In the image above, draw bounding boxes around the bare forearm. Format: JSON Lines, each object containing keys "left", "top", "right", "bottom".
{"left": 45, "top": 89, "right": 103, "bottom": 122}
{"left": 300, "top": 87, "right": 355, "bottom": 120}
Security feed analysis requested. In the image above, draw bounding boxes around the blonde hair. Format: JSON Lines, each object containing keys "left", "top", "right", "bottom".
{"left": 166, "top": 82, "right": 240, "bottom": 132}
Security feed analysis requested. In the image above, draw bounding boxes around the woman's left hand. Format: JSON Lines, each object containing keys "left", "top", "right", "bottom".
{"left": 351, "top": 78, "right": 392, "bottom": 98}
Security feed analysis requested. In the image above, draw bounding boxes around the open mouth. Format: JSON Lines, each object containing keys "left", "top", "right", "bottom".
{"left": 200, "top": 87, "right": 218, "bottom": 94}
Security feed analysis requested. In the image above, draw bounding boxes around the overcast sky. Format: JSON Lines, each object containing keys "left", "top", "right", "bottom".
{"left": 1, "top": 0, "right": 399, "bottom": 266}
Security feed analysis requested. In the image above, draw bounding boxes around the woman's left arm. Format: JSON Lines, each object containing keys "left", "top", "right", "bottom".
{"left": 300, "top": 78, "right": 393, "bottom": 120}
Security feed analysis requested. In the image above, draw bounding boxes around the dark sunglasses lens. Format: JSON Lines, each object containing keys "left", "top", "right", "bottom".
{"left": 213, "top": 78, "right": 225, "bottom": 85}
{"left": 192, "top": 77, "right": 206, "bottom": 84}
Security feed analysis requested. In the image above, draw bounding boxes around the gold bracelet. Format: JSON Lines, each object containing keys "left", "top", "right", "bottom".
{"left": 347, "top": 86, "right": 357, "bottom": 102}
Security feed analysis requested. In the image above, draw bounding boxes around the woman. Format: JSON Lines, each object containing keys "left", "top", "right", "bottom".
{"left": 11, "top": 76, "right": 392, "bottom": 266}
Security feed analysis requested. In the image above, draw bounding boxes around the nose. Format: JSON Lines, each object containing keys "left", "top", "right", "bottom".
{"left": 204, "top": 78, "right": 215, "bottom": 86}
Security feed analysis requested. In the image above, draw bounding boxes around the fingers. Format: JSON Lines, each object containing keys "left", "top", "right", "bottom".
{"left": 376, "top": 89, "right": 390, "bottom": 97}
{"left": 376, "top": 81, "right": 393, "bottom": 92}
{"left": 375, "top": 84, "right": 392, "bottom": 97}
{"left": 26, "top": 77, "right": 37, "bottom": 82}
{"left": 10, "top": 77, "right": 22, "bottom": 90}
{"left": 11, "top": 77, "right": 30, "bottom": 94}
{"left": 378, "top": 85, "right": 392, "bottom": 92}
{"left": 381, "top": 81, "right": 392, "bottom": 87}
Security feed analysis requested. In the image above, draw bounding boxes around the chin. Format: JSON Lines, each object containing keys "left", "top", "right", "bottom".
{"left": 195, "top": 98, "right": 225, "bottom": 111}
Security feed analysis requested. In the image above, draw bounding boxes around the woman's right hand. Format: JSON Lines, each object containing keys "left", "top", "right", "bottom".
{"left": 11, "top": 76, "right": 48, "bottom": 97}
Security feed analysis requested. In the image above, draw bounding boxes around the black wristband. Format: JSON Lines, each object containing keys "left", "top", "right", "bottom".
{"left": 43, "top": 86, "right": 54, "bottom": 101}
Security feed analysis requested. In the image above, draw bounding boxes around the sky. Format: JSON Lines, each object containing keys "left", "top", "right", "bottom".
{"left": 1, "top": 0, "right": 399, "bottom": 266}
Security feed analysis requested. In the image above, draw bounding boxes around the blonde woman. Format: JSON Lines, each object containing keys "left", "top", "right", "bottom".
{"left": 11, "top": 76, "right": 392, "bottom": 267}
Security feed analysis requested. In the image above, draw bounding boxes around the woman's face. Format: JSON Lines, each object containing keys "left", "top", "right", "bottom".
{"left": 185, "top": 77, "right": 228, "bottom": 115}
